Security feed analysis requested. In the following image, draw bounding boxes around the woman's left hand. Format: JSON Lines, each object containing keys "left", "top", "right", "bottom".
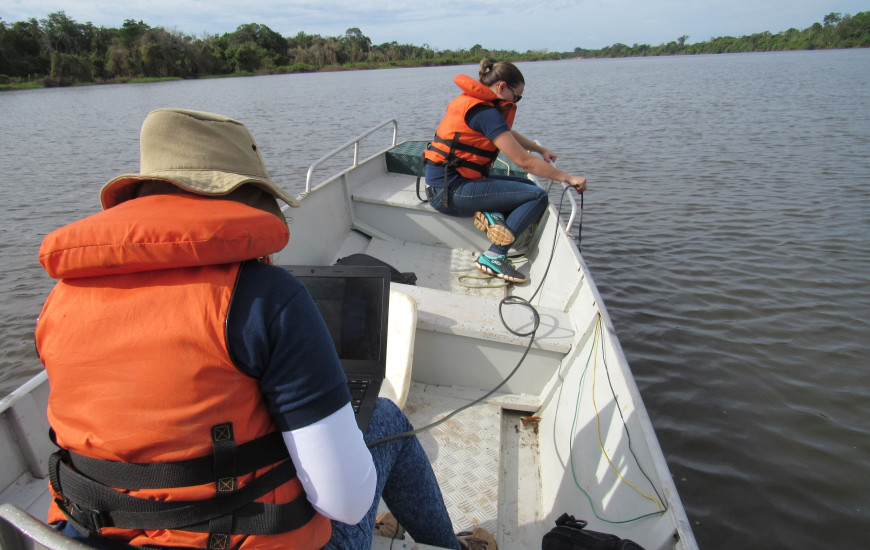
{"left": 540, "top": 149, "right": 558, "bottom": 163}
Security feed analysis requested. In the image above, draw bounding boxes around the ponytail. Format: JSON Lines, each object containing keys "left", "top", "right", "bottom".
{"left": 478, "top": 59, "right": 525, "bottom": 88}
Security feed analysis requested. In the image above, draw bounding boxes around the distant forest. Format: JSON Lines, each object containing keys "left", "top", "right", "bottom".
{"left": 1, "top": 11, "right": 868, "bottom": 89}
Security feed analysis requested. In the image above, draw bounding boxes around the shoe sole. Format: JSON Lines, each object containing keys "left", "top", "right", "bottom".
{"left": 475, "top": 261, "right": 526, "bottom": 284}
{"left": 473, "top": 212, "right": 515, "bottom": 246}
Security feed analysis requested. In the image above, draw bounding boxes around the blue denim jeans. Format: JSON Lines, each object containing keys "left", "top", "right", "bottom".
{"left": 57, "top": 399, "right": 459, "bottom": 550}
{"left": 326, "top": 398, "right": 460, "bottom": 549}
{"left": 429, "top": 175, "right": 549, "bottom": 256}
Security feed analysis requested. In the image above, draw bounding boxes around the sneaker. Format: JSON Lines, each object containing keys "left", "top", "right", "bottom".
{"left": 475, "top": 253, "right": 526, "bottom": 284}
{"left": 474, "top": 212, "right": 515, "bottom": 246}
{"left": 457, "top": 527, "right": 498, "bottom": 549}
{"left": 373, "top": 512, "right": 404, "bottom": 539}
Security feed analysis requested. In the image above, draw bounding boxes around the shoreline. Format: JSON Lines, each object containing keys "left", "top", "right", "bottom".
{"left": 5, "top": 44, "right": 869, "bottom": 92}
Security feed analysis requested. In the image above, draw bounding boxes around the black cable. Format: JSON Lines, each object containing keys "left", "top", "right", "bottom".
{"left": 599, "top": 336, "right": 668, "bottom": 510}
{"left": 577, "top": 192, "right": 584, "bottom": 253}
{"left": 366, "top": 320, "right": 538, "bottom": 448}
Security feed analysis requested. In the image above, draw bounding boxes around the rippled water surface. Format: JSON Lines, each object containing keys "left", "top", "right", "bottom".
{"left": 2, "top": 50, "right": 868, "bottom": 549}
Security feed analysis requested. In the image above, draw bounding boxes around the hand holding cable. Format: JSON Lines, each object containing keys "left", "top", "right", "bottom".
{"left": 547, "top": 157, "right": 585, "bottom": 249}
{"left": 565, "top": 175, "right": 587, "bottom": 193}
{"left": 539, "top": 148, "right": 584, "bottom": 193}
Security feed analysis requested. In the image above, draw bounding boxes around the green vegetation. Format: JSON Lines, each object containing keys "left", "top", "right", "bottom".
{"left": 574, "top": 11, "right": 870, "bottom": 58}
{"left": 1, "top": 11, "right": 868, "bottom": 90}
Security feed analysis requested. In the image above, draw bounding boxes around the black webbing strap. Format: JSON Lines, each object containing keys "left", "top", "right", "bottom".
{"left": 425, "top": 153, "right": 492, "bottom": 181}
{"left": 431, "top": 134, "right": 497, "bottom": 159}
{"left": 429, "top": 134, "right": 497, "bottom": 176}
{"left": 58, "top": 431, "right": 289, "bottom": 490}
{"left": 208, "top": 423, "right": 237, "bottom": 549}
{"left": 50, "top": 451, "right": 315, "bottom": 535}
{"left": 424, "top": 133, "right": 483, "bottom": 209}
{"left": 49, "top": 423, "right": 316, "bottom": 541}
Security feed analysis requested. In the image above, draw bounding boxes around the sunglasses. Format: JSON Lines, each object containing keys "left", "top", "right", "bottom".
{"left": 509, "top": 86, "right": 523, "bottom": 103}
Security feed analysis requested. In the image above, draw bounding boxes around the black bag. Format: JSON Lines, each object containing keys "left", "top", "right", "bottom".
{"left": 542, "top": 514, "right": 646, "bottom": 550}
{"left": 335, "top": 253, "right": 417, "bottom": 286}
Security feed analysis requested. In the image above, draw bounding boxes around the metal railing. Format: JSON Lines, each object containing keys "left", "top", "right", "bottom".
{"left": 0, "top": 503, "right": 93, "bottom": 550}
{"left": 305, "top": 119, "right": 399, "bottom": 193}
{"left": 542, "top": 177, "right": 580, "bottom": 236}
{"left": 528, "top": 151, "right": 580, "bottom": 237}
{"left": 301, "top": 123, "right": 580, "bottom": 238}
{"left": 529, "top": 140, "right": 580, "bottom": 236}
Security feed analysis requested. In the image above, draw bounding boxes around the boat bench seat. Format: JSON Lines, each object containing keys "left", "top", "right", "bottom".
{"left": 394, "top": 283, "right": 573, "bottom": 355}
{"left": 352, "top": 172, "right": 432, "bottom": 211}
{"left": 389, "top": 282, "right": 573, "bottom": 396}
{"left": 356, "top": 238, "right": 574, "bottom": 354}
{"left": 350, "top": 142, "right": 533, "bottom": 251}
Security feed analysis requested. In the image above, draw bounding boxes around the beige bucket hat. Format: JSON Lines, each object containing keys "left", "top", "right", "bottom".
{"left": 101, "top": 108, "right": 300, "bottom": 209}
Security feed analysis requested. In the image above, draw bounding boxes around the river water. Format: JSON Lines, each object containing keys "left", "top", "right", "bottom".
{"left": 1, "top": 50, "right": 868, "bottom": 549}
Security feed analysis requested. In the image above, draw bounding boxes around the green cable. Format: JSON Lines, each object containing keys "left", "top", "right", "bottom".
{"left": 568, "top": 318, "right": 668, "bottom": 524}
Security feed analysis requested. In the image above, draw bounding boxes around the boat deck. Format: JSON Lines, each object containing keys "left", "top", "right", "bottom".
{"left": 0, "top": 464, "right": 51, "bottom": 521}
{"left": 347, "top": 194, "right": 556, "bottom": 545}
{"left": 309, "top": 159, "right": 571, "bottom": 546}
{"left": 402, "top": 383, "right": 541, "bottom": 544}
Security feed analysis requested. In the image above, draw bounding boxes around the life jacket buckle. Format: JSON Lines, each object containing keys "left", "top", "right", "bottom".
{"left": 69, "top": 502, "right": 112, "bottom": 532}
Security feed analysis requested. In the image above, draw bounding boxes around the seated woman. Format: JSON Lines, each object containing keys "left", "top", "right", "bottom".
{"left": 424, "top": 59, "right": 587, "bottom": 284}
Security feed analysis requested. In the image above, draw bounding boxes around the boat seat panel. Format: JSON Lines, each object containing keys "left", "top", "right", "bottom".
{"left": 394, "top": 283, "right": 573, "bottom": 354}
{"left": 378, "top": 290, "right": 416, "bottom": 409}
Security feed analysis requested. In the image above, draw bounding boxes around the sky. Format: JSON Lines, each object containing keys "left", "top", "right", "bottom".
{"left": 2, "top": 0, "right": 868, "bottom": 51}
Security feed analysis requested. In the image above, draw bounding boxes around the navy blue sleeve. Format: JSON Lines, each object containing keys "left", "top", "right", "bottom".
{"left": 466, "top": 104, "right": 511, "bottom": 141}
{"left": 227, "top": 261, "right": 351, "bottom": 432}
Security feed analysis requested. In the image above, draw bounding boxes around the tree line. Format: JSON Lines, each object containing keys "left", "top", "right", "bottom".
{"left": 574, "top": 12, "right": 870, "bottom": 58}
{"left": 0, "top": 12, "right": 561, "bottom": 88}
{"left": 1, "top": 11, "right": 868, "bottom": 89}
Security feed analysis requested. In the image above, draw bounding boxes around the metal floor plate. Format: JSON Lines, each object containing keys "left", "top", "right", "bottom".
{"left": 364, "top": 239, "right": 514, "bottom": 297}
{"left": 402, "top": 384, "right": 502, "bottom": 535}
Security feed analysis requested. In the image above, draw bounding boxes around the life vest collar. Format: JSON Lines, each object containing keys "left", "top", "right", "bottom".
{"left": 39, "top": 194, "right": 290, "bottom": 280}
{"left": 453, "top": 74, "right": 498, "bottom": 102}
{"left": 423, "top": 75, "right": 517, "bottom": 180}
{"left": 453, "top": 74, "right": 517, "bottom": 108}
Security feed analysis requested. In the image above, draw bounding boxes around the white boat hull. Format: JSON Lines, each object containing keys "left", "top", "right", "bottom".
{"left": 1, "top": 123, "right": 697, "bottom": 549}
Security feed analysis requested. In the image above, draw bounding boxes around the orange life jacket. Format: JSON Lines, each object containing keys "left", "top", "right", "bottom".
{"left": 36, "top": 194, "right": 331, "bottom": 549}
{"left": 423, "top": 73, "right": 517, "bottom": 179}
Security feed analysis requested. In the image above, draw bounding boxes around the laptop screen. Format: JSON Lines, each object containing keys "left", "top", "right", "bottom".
{"left": 281, "top": 264, "right": 391, "bottom": 374}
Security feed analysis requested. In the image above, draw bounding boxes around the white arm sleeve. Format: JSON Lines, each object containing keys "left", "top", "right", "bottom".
{"left": 282, "top": 403, "right": 376, "bottom": 524}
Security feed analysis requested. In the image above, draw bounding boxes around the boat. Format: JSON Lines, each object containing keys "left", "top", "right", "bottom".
{"left": 1, "top": 120, "right": 698, "bottom": 549}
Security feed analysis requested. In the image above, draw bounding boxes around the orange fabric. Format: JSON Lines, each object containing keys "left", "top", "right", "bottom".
{"left": 39, "top": 194, "right": 289, "bottom": 280}
{"left": 424, "top": 74, "right": 517, "bottom": 179}
{"left": 37, "top": 195, "right": 329, "bottom": 548}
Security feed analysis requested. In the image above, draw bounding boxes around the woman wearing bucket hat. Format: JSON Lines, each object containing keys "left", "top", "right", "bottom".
{"left": 36, "top": 109, "right": 484, "bottom": 549}
{"left": 424, "top": 59, "right": 587, "bottom": 284}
